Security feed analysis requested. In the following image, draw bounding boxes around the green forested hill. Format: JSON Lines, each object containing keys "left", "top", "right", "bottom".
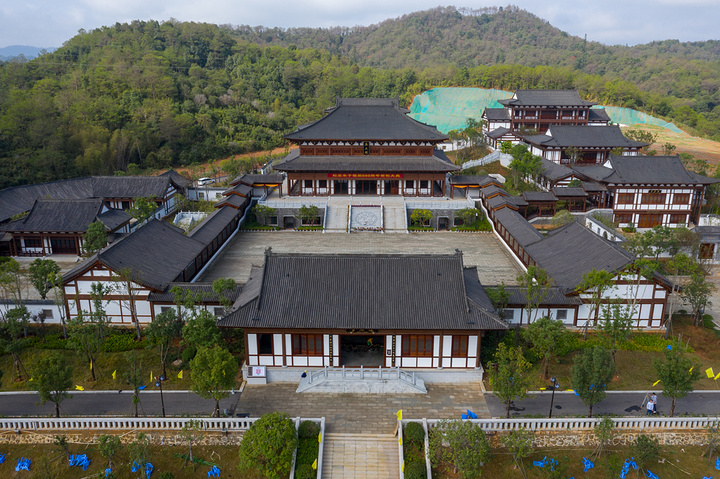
{"left": 0, "top": 9, "right": 719, "bottom": 189}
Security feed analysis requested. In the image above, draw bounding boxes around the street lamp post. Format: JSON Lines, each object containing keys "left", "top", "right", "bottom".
{"left": 155, "top": 374, "right": 166, "bottom": 418}
{"left": 549, "top": 376, "right": 559, "bottom": 418}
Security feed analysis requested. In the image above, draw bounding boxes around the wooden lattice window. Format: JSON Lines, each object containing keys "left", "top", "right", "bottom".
{"left": 292, "top": 334, "right": 324, "bottom": 356}
{"left": 451, "top": 336, "right": 469, "bottom": 357}
{"left": 641, "top": 190, "right": 666, "bottom": 205}
{"left": 617, "top": 193, "right": 635, "bottom": 204}
{"left": 673, "top": 193, "right": 691, "bottom": 205}
{"left": 402, "top": 335, "right": 433, "bottom": 357}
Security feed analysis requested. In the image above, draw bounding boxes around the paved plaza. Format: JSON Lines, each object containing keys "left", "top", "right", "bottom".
{"left": 198, "top": 231, "right": 523, "bottom": 285}
{"left": 233, "top": 382, "right": 489, "bottom": 434}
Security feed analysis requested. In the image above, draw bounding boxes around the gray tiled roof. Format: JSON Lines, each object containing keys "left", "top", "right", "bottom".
{"left": 222, "top": 183, "right": 252, "bottom": 197}
{"left": 1, "top": 199, "right": 128, "bottom": 233}
{"left": 493, "top": 208, "right": 544, "bottom": 247}
{"left": 571, "top": 165, "right": 615, "bottom": 182}
{"left": 486, "top": 127, "right": 512, "bottom": 139}
{"left": 218, "top": 251, "right": 507, "bottom": 331}
{"left": 525, "top": 221, "right": 634, "bottom": 292}
{"left": 581, "top": 181, "right": 607, "bottom": 192}
{"left": 541, "top": 159, "right": 574, "bottom": 181}
{"left": 64, "top": 219, "right": 205, "bottom": 291}
{"left": 285, "top": 98, "right": 448, "bottom": 142}
{"left": 274, "top": 149, "right": 459, "bottom": 173}
{"left": 482, "top": 108, "right": 510, "bottom": 120}
{"left": 588, "top": 109, "right": 611, "bottom": 122}
{"left": 524, "top": 125, "right": 648, "bottom": 148}
{"left": 486, "top": 196, "right": 516, "bottom": 211}
{"left": 147, "top": 282, "right": 242, "bottom": 304}
{"left": 552, "top": 187, "right": 588, "bottom": 198}
{"left": 449, "top": 175, "right": 500, "bottom": 187}
{"left": 603, "top": 155, "right": 720, "bottom": 185}
{"left": 214, "top": 195, "right": 248, "bottom": 209}
{"left": 522, "top": 191, "right": 558, "bottom": 202}
{"left": 494, "top": 286, "right": 582, "bottom": 305}
{"left": 499, "top": 90, "right": 596, "bottom": 107}
{"left": 231, "top": 173, "right": 285, "bottom": 186}
{"left": 158, "top": 169, "right": 192, "bottom": 188}
{"left": 0, "top": 175, "right": 182, "bottom": 223}
{"left": 188, "top": 206, "right": 242, "bottom": 244}
{"left": 481, "top": 185, "right": 509, "bottom": 198}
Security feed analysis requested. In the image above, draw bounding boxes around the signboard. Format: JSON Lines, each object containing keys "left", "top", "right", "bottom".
{"left": 328, "top": 173, "right": 404, "bottom": 179}
{"left": 248, "top": 366, "right": 266, "bottom": 378}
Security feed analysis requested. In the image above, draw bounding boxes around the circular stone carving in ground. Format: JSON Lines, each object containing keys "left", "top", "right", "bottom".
{"left": 354, "top": 211, "right": 379, "bottom": 227}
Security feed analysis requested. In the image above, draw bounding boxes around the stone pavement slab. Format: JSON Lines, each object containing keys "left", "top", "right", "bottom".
{"left": 323, "top": 434, "right": 399, "bottom": 479}
{"left": 233, "top": 383, "right": 489, "bottom": 434}
{"left": 198, "top": 231, "right": 521, "bottom": 285}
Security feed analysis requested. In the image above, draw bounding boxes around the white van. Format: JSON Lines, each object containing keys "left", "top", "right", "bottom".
{"left": 198, "top": 177, "right": 214, "bottom": 186}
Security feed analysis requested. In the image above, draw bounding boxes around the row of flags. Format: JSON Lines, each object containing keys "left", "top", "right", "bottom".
{"left": 74, "top": 363, "right": 185, "bottom": 390}
{"left": 652, "top": 366, "right": 720, "bottom": 387}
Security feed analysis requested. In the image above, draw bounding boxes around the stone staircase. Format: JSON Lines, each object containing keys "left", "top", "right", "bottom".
{"left": 381, "top": 196, "right": 408, "bottom": 233}
{"left": 322, "top": 433, "right": 400, "bottom": 479}
{"left": 325, "top": 197, "right": 352, "bottom": 232}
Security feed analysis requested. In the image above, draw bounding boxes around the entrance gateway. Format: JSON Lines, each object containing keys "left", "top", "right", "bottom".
{"left": 340, "top": 334, "right": 385, "bottom": 367}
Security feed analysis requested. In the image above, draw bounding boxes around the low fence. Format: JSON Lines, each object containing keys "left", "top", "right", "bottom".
{"left": 0, "top": 417, "right": 258, "bottom": 432}
{"left": 423, "top": 416, "right": 719, "bottom": 431}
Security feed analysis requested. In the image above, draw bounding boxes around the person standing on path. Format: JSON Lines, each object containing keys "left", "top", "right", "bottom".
{"left": 641, "top": 392, "right": 651, "bottom": 409}
{"left": 646, "top": 399, "right": 655, "bottom": 416}
{"left": 651, "top": 393, "right": 658, "bottom": 414}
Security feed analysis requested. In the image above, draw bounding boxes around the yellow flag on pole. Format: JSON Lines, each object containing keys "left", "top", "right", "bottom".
{"left": 112, "top": 370, "right": 117, "bottom": 380}
{"left": 75, "top": 385, "right": 84, "bottom": 391}
{"left": 150, "top": 371, "right": 154, "bottom": 382}
{"left": 178, "top": 370, "right": 183, "bottom": 379}
{"left": 706, "top": 367, "right": 715, "bottom": 378}
{"left": 715, "top": 372, "right": 720, "bottom": 380}
{"left": 312, "top": 459, "right": 317, "bottom": 470}
{"left": 402, "top": 460, "right": 405, "bottom": 472}
{"left": 652, "top": 380, "right": 661, "bottom": 387}
{"left": 396, "top": 410, "right": 402, "bottom": 421}
{"left": 318, "top": 432, "right": 321, "bottom": 443}
{"left": 89, "top": 360, "right": 93, "bottom": 371}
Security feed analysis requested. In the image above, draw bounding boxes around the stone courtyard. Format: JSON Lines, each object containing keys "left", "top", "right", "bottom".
{"left": 198, "top": 230, "right": 523, "bottom": 285}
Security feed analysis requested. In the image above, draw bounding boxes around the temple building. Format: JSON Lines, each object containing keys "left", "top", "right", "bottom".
{"left": 274, "top": 98, "right": 458, "bottom": 197}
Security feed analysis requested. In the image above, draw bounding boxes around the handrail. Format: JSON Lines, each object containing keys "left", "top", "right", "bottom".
{"left": 0, "top": 417, "right": 260, "bottom": 431}
{"left": 297, "top": 366, "right": 426, "bottom": 393}
{"left": 419, "top": 416, "right": 720, "bottom": 431}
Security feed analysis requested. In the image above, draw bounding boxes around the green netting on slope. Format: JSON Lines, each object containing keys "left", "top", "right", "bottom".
{"left": 409, "top": 87, "right": 684, "bottom": 135}
{"left": 409, "top": 87, "right": 512, "bottom": 133}
{"left": 599, "top": 106, "right": 683, "bottom": 134}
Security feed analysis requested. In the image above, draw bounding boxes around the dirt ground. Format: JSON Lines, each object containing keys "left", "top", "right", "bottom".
{"left": 622, "top": 124, "right": 720, "bottom": 166}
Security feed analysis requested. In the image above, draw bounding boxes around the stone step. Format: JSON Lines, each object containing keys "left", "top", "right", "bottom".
{"left": 322, "top": 433, "right": 399, "bottom": 479}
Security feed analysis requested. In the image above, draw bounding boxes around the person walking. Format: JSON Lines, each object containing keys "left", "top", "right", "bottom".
{"left": 641, "top": 392, "right": 651, "bottom": 409}
{"left": 646, "top": 399, "right": 655, "bottom": 416}
{"left": 650, "top": 392, "right": 658, "bottom": 414}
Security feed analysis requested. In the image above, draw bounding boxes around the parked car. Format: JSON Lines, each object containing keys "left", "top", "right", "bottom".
{"left": 198, "top": 177, "right": 214, "bottom": 186}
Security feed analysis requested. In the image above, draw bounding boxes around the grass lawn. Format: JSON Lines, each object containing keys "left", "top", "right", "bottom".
{"left": 486, "top": 315, "right": 720, "bottom": 392}
{"left": 435, "top": 445, "right": 717, "bottom": 478}
{"left": 0, "top": 442, "right": 242, "bottom": 479}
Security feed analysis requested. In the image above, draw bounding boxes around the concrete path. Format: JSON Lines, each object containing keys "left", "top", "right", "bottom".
{"left": 323, "top": 433, "right": 399, "bottom": 479}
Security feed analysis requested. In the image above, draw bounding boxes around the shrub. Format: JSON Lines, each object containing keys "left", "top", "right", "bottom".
{"left": 295, "top": 463, "right": 316, "bottom": 479}
{"left": 30, "top": 334, "right": 69, "bottom": 350}
{"left": 298, "top": 420, "right": 320, "bottom": 439}
{"left": 295, "top": 438, "right": 318, "bottom": 467}
{"left": 630, "top": 334, "right": 678, "bottom": 352}
{"left": 404, "top": 459, "right": 427, "bottom": 479}
{"left": 404, "top": 422, "right": 425, "bottom": 446}
{"left": 102, "top": 333, "right": 146, "bottom": 352}
{"left": 238, "top": 412, "right": 298, "bottom": 479}
{"left": 181, "top": 346, "right": 197, "bottom": 363}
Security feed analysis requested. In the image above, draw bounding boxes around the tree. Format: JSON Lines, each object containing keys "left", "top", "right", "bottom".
{"left": 212, "top": 277, "right": 236, "bottom": 315}
{"left": 486, "top": 282, "right": 510, "bottom": 316}
{"left": 631, "top": 434, "right": 661, "bottom": 474}
{"left": 571, "top": 347, "right": 615, "bottom": 417}
{"left": 112, "top": 267, "right": 144, "bottom": 340}
{"left": 189, "top": 346, "right": 238, "bottom": 417}
{"left": 703, "top": 422, "right": 720, "bottom": 464}
{"left": 523, "top": 316, "right": 567, "bottom": 379}
{"left": 145, "top": 308, "right": 182, "bottom": 378}
{"left": 182, "top": 310, "right": 223, "bottom": 351}
{"left": 97, "top": 434, "right": 122, "bottom": 470}
{"left": 128, "top": 197, "right": 158, "bottom": 223}
{"left": 82, "top": 220, "right": 108, "bottom": 255}
{"left": 298, "top": 204, "right": 320, "bottom": 225}
{"left": 48, "top": 271, "right": 69, "bottom": 339}
{"left": 253, "top": 204, "right": 275, "bottom": 226}
{"left": 577, "top": 268, "right": 615, "bottom": 339}
{"left": 592, "top": 417, "right": 616, "bottom": 460}
{"left": 550, "top": 209, "right": 573, "bottom": 228}
{"left": 128, "top": 432, "right": 151, "bottom": 478}
{"left": 502, "top": 428, "right": 534, "bottom": 479}
{"left": 124, "top": 351, "right": 145, "bottom": 418}
{"left": 456, "top": 207, "right": 481, "bottom": 226}
{"left": 661, "top": 142, "right": 677, "bottom": 156}
{"left": 1, "top": 307, "right": 30, "bottom": 380}
{"left": 181, "top": 419, "right": 202, "bottom": 471}
{"left": 0, "top": 258, "right": 25, "bottom": 310}
{"left": 564, "top": 146, "right": 582, "bottom": 165}
{"left": 410, "top": 209, "right": 433, "bottom": 227}
{"left": 28, "top": 258, "right": 60, "bottom": 300}
{"left": 516, "top": 266, "right": 552, "bottom": 325}
{"left": 54, "top": 435, "right": 70, "bottom": 460}
{"left": 32, "top": 352, "right": 73, "bottom": 418}
{"left": 681, "top": 272, "right": 715, "bottom": 327}
{"left": 428, "top": 419, "right": 491, "bottom": 479}
{"left": 653, "top": 342, "right": 701, "bottom": 417}
{"left": 67, "top": 313, "right": 104, "bottom": 382}
{"left": 490, "top": 343, "right": 532, "bottom": 418}
{"left": 238, "top": 412, "right": 298, "bottom": 479}
{"left": 599, "top": 303, "right": 634, "bottom": 366}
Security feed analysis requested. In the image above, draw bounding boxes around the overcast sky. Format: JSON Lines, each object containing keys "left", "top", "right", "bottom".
{"left": 1, "top": 0, "right": 718, "bottom": 49}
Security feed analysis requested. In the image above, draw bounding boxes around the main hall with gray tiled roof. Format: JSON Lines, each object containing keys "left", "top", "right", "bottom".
{"left": 198, "top": 231, "right": 523, "bottom": 285}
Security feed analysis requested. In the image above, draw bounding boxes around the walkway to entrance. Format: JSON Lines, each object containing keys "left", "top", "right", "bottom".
{"left": 234, "top": 382, "right": 489, "bottom": 434}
